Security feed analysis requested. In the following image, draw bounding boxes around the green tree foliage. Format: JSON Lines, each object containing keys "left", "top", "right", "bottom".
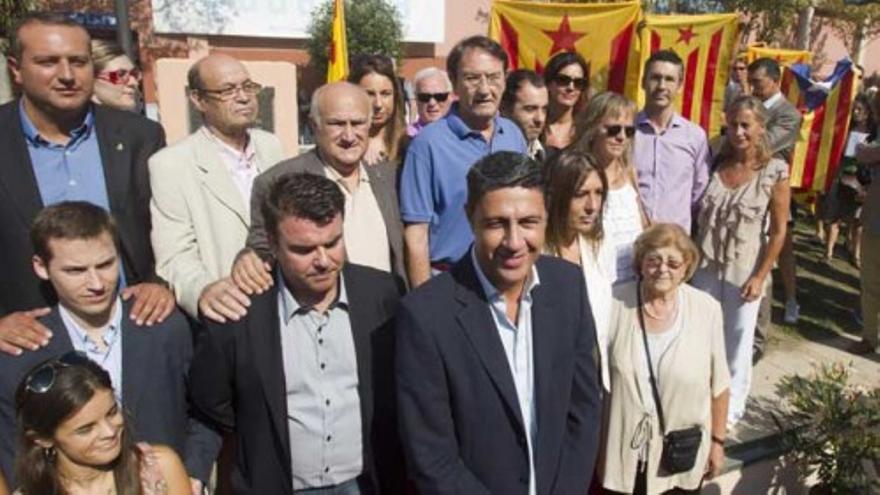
{"left": 307, "top": 0, "right": 403, "bottom": 77}
{"left": 0, "top": 0, "right": 35, "bottom": 51}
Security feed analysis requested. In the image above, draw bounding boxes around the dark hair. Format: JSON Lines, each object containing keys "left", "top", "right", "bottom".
{"left": 15, "top": 357, "right": 142, "bottom": 495}
{"left": 543, "top": 51, "right": 590, "bottom": 111}
{"left": 261, "top": 173, "right": 345, "bottom": 241}
{"left": 466, "top": 152, "right": 543, "bottom": 216}
{"left": 544, "top": 150, "right": 608, "bottom": 256}
{"left": 348, "top": 54, "right": 408, "bottom": 162}
{"left": 852, "top": 92, "right": 877, "bottom": 139}
{"left": 446, "top": 35, "right": 508, "bottom": 84}
{"left": 31, "top": 201, "right": 117, "bottom": 263}
{"left": 748, "top": 57, "right": 781, "bottom": 82}
{"left": 643, "top": 49, "right": 684, "bottom": 79}
{"left": 501, "top": 69, "right": 545, "bottom": 113}
{"left": 187, "top": 58, "right": 205, "bottom": 92}
{"left": 11, "top": 12, "right": 89, "bottom": 61}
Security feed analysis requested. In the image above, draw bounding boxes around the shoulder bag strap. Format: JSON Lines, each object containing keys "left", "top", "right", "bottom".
{"left": 636, "top": 281, "right": 667, "bottom": 434}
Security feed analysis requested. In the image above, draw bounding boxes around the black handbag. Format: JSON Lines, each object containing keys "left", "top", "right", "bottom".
{"left": 636, "top": 282, "right": 703, "bottom": 475}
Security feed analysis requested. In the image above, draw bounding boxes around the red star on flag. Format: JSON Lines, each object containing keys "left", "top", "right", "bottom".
{"left": 676, "top": 25, "right": 696, "bottom": 45}
{"left": 542, "top": 14, "right": 586, "bottom": 56}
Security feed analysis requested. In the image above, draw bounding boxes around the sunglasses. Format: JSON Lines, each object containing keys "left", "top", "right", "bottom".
{"left": 604, "top": 125, "right": 636, "bottom": 138}
{"left": 554, "top": 74, "right": 588, "bottom": 90}
{"left": 97, "top": 68, "right": 142, "bottom": 85}
{"left": 416, "top": 92, "right": 450, "bottom": 103}
{"left": 644, "top": 255, "right": 686, "bottom": 271}
{"left": 23, "top": 351, "right": 92, "bottom": 395}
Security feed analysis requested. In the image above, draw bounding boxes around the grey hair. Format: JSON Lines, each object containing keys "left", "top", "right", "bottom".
{"left": 412, "top": 67, "right": 452, "bottom": 92}
{"left": 308, "top": 82, "right": 373, "bottom": 127}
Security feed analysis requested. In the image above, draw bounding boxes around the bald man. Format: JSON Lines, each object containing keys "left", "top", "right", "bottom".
{"left": 231, "top": 82, "right": 406, "bottom": 297}
{"left": 149, "top": 53, "right": 286, "bottom": 320}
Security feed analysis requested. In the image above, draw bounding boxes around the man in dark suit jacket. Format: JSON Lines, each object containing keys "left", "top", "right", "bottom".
{"left": 0, "top": 202, "right": 219, "bottom": 488}
{"left": 396, "top": 151, "right": 601, "bottom": 494}
{"left": 190, "top": 173, "right": 405, "bottom": 494}
{"left": 0, "top": 13, "right": 172, "bottom": 356}
{"left": 227, "top": 82, "right": 406, "bottom": 309}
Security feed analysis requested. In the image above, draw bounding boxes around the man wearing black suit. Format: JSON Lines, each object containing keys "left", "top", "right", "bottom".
{"left": 0, "top": 202, "right": 220, "bottom": 490}
{"left": 0, "top": 13, "right": 172, "bottom": 356}
{"left": 190, "top": 173, "right": 405, "bottom": 494}
{"left": 396, "top": 151, "right": 601, "bottom": 494}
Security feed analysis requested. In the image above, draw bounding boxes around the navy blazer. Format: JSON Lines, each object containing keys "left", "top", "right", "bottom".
{"left": 0, "top": 301, "right": 220, "bottom": 483}
{"left": 189, "top": 263, "right": 406, "bottom": 495}
{"left": 396, "top": 255, "right": 601, "bottom": 495}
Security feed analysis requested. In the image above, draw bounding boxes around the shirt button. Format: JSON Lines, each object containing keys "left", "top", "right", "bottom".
{"left": 325, "top": 399, "right": 330, "bottom": 406}
{"left": 326, "top": 435, "right": 332, "bottom": 442}
{"left": 324, "top": 467, "right": 329, "bottom": 473}
{"left": 320, "top": 362, "right": 326, "bottom": 370}
{"left": 318, "top": 338, "right": 324, "bottom": 345}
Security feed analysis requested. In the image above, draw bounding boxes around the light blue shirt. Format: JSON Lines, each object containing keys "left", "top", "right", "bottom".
{"left": 470, "top": 248, "right": 539, "bottom": 495}
{"left": 399, "top": 104, "right": 527, "bottom": 264}
{"left": 59, "top": 297, "right": 124, "bottom": 402}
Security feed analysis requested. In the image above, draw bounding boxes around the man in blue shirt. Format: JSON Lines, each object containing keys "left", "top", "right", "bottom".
{"left": 400, "top": 35, "right": 527, "bottom": 287}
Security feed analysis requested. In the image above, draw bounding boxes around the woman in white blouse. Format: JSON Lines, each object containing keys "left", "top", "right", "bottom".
{"left": 601, "top": 224, "right": 730, "bottom": 495}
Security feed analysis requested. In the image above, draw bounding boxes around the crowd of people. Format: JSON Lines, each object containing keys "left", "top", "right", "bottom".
{"left": 0, "top": 10, "right": 877, "bottom": 495}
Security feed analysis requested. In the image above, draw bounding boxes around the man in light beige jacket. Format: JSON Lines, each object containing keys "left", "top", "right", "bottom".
{"left": 149, "top": 54, "right": 286, "bottom": 319}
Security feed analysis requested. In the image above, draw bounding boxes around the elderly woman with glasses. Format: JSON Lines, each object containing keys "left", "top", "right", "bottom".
{"left": 91, "top": 40, "right": 142, "bottom": 113}
{"left": 12, "top": 353, "right": 190, "bottom": 495}
{"left": 542, "top": 51, "right": 590, "bottom": 153}
{"left": 601, "top": 224, "right": 730, "bottom": 495}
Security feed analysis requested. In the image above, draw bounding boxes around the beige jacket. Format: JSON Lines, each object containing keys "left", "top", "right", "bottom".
{"left": 149, "top": 128, "right": 286, "bottom": 317}
{"left": 601, "top": 282, "right": 730, "bottom": 494}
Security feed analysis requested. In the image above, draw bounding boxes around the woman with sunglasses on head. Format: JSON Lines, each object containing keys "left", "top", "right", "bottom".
{"left": 12, "top": 352, "right": 190, "bottom": 495}
{"left": 691, "top": 96, "right": 791, "bottom": 428}
{"left": 348, "top": 54, "right": 409, "bottom": 166}
{"left": 91, "top": 40, "right": 142, "bottom": 113}
{"left": 543, "top": 51, "right": 590, "bottom": 154}
{"left": 573, "top": 91, "right": 648, "bottom": 285}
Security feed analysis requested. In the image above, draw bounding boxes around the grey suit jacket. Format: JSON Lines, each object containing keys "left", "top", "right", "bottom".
{"left": 0, "top": 302, "right": 221, "bottom": 484}
{"left": 765, "top": 95, "right": 802, "bottom": 161}
{"left": 246, "top": 149, "right": 406, "bottom": 282}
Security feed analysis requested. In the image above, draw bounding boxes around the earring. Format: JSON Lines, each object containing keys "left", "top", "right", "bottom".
{"left": 43, "top": 446, "right": 56, "bottom": 462}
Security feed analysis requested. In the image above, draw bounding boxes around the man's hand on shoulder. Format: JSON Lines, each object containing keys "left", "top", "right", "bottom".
{"left": 121, "top": 283, "right": 176, "bottom": 326}
{"left": 0, "top": 308, "right": 52, "bottom": 356}
{"left": 198, "top": 278, "right": 251, "bottom": 324}
{"left": 231, "top": 249, "right": 273, "bottom": 295}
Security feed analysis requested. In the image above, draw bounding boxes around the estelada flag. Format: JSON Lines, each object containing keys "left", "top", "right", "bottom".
{"left": 746, "top": 44, "right": 812, "bottom": 66}
{"left": 326, "top": 0, "right": 349, "bottom": 83}
{"left": 639, "top": 14, "right": 739, "bottom": 137}
{"left": 782, "top": 59, "right": 858, "bottom": 193}
{"left": 489, "top": 0, "right": 642, "bottom": 100}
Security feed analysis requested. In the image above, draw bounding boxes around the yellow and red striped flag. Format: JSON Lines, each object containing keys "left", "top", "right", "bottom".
{"left": 326, "top": 0, "right": 349, "bottom": 83}
{"left": 781, "top": 60, "right": 858, "bottom": 193}
{"left": 639, "top": 14, "right": 739, "bottom": 137}
{"left": 746, "top": 44, "right": 812, "bottom": 66}
{"left": 489, "top": 0, "right": 642, "bottom": 101}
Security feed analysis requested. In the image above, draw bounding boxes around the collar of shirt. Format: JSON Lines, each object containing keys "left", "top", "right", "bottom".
{"left": 201, "top": 126, "right": 257, "bottom": 171}
{"left": 279, "top": 270, "right": 349, "bottom": 323}
{"left": 19, "top": 98, "right": 94, "bottom": 148}
{"left": 59, "top": 297, "right": 123, "bottom": 353}
{"left": 469, "top": 247, "right": 540, "bottom": 308}
{"left": 763, "top": 92, "right": 784, "bottom": 109}
{"left": 528, "top": 139, "right": 545, "bottom": 160}
{"left": 635, "top": 110, "right": 685, "bottom": 132}
{"left": 324, "top": 161, "right": 370, "bottom": 193}
{"left": 446, "top": 103, "right": 508, "bottom": 141}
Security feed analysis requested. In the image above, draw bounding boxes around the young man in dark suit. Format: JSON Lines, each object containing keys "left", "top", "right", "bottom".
{"left": 0, "top": 202, "right": 219, "bottom": 491}
{"left": 396, "top": 151, "right": 601, "bottom": 494}
{"left": 0, "top": 13, "right": 172, "bottom": 356}
{"left": 190, "top": 173, "right": 405, "bottom": 494}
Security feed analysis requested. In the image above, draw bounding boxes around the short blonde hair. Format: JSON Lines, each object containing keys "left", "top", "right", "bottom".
{"left": 633, "top": 223, "right": 700, "bottom": 281}
{"left": 91, "top": 39, "right": 125, "bottom": 74}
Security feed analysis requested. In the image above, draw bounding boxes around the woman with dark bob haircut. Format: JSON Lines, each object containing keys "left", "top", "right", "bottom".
{"left": 13, "top": 352, "right": 189, "bottom": 494}
{"left": 543, "top": 51, "right": 590, "bottom": 153}
{"left": 348, "top": 54, "right": 409, "bottom": 166}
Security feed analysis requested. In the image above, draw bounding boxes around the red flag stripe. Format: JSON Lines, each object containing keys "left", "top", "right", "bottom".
{"left": 651, "top": 30, "right": 661, "bottom": 54}
{"left": 535, "top": 60, "right": 544, "bottom": 75}
{"left": 681, "top": 48, "right": 699, "bottom": 120}
{"left": 801, "top": 104, "right": 827, "bottom": 190}
{"left": 824, "top": 70, "right": 856, "bottom": 191}
{"left": 608, "top": 21, "right": 635, "bottom": 94}
{"left": 699, "top": 28, "right": 724, "bottom": 132}
{"left": 499, "top": 14, "right": 520, "bottom": 71}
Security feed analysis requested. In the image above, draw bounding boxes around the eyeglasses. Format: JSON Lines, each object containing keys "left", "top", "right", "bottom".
{"left": 554, "top": 74, "right": 588, "bottom": 90}
{"left": 197, "top": 81, "right": 263, "bottom": 101}
{"left": 23, "top": 351, "right": 92, "bottom": 395}
{"left": 416, "top": 92, "right": 450, "bottom": 103}
{"left": 604, "top": 125, "right": 636, "bottom": 138}
{"left": 97, "top": 68, "right": 142, "bottom": 85}
{"left": 644, "top": 255, "right": 686, "bottom": 271}
{"left": 461, "top": 72, "right": 505, "bottom": 88}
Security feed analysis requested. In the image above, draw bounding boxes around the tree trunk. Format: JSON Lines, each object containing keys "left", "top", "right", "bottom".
{"left": 796, "top": 4, "right": 815, "bottom": 50}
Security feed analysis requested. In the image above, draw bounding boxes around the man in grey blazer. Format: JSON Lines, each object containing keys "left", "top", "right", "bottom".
{"left": 149, "top": 54, "right": 286, "bottom": 322}
{"left": 0, "top": 202, "right": 220, "bottom": 491}
{"left": 232, "top": 82, "right": 406, "bottom": 294}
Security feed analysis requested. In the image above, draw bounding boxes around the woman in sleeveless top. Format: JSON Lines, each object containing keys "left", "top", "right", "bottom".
{"left": 544, "top": 149, "right": 616, "bottom": 392}
{"left": 542, "top": 51, "right": 591, "bottom": 154}
{"left": 12, "top": 352, "right": 190, "bottom": 495}
{"left": 691, "top": 96, "right": 791, "bottom": 427}
{"left": 573, "top": 92, "right": 649, "bottom": 284}
{"left": 348, "top": 54, "right": 409, "bottom": 167}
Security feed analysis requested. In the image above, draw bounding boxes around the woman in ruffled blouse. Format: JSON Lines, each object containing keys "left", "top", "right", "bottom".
{"left": 691, "top": 96, "right": 791, "bottom": 428}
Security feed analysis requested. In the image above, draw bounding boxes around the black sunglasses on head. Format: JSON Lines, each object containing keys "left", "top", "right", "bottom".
{"left": 416, "top": 92, "right": 450, "bottom": 103}
{"left": 554, "top": 74, "right": 588, "bottom": 90}
{"left": 23, "top": 351, "right": 92, "bottom": 395}
{"left": 604, "top": 125, "right": 636, "bottom": 138}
